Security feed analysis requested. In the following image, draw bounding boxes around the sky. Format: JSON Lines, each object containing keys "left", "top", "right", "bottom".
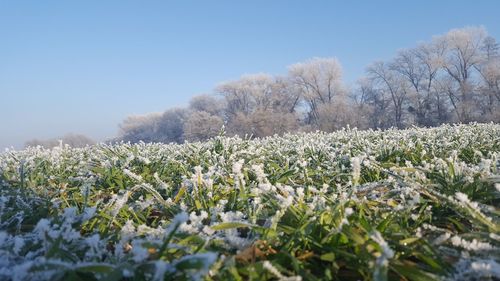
{"left": 1, "top": 0, "right": 500, "bottom": 150}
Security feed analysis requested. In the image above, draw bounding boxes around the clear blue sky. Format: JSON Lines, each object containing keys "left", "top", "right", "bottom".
{"left": 1, "top": 0, "right": 499, "bottom": 149}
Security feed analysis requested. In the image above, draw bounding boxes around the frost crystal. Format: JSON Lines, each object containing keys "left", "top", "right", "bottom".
{"left": 351, "top": 157, "right": 361, "bottom": 185}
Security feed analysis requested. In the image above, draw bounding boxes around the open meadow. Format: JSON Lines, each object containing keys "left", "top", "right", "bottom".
{"left": 0, "top": 123, "right": 499, "bottom": 280}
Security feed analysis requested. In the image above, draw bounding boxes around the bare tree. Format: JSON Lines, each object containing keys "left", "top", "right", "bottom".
{"left": 288, "top": 57, "right": 345, "bottom": 126}
{"left": 119, "top": 113, "right": 162, "bottom": 143}
{"left": 367, "top": 61, "right": 410, "bottom": 128}
{"left": 352, "top": 78, "right": 381, "bottom": 129}
{"left": 189, "top": 94, "right": 224, "bottom": 116}
{"left": 414, "top": 41, "right": 451, "bottom": 124}
{"left": 157, "top": 108, "right": 188, "bottom": 143}
{"left": 118, "top": 109, "right": 188, "bottom": 144}
{"left": 268, "top": 76, "right": 302, "bottom": 114}
{"left": 217, "top": 73, "right": 301, "bottom": 137}
{"left": 391, "top": 43, "right": 446, "bottom": 126}
{"left": 183, "top": 111, "right": 224, "bottom": 142}
{"left": 437, "top": 26, "right": 487, "bottom": 122}
{"left": 315, "top": 94, "right": 357, "bottom": 131}
{"left": 481, "top": 36, "right": 499, "bottom": 60}
{"left": 216, "top": 73, "right": 273, "bottom": 118}
{"left": 479, "top": 58, "right": 500, "bottom": 109}
{"left": 476, "top": 37, "right": 500, "bottom": 120}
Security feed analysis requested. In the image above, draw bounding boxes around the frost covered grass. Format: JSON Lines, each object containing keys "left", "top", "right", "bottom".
{"left": 0, "top": 123, "right": 499, "bottom": 281}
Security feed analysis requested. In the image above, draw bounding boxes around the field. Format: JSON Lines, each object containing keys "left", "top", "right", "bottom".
{"left": 0, "top": 123, "right": 499, "bottom": 281}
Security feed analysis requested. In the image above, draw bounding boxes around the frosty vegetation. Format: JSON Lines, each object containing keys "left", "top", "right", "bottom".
{"left": 1, "top": 123, "right": 499, "bottom": 280}
{"left": 117, "top": 27, "right": 500, "bottom": 144}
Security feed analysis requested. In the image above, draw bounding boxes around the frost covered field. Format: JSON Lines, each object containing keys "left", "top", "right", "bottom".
{"left": 0, "top": 124, "right": 499, "bottom": 281}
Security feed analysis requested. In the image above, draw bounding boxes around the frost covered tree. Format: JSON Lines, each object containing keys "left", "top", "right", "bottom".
{"left": 344, "top": 78, "right": 376, "bottom": 129}
{"left": 118, "top": 108, "right": 187, "bottom": 144}
{"left": 216, "top": 74, "right": 272, "bottom": 117}
{"left": 216, "top": 73, "right": 301, "bottom": 137}
{"left": 360, "top": 26, "right": 498, "bottom": 126}
{"left": 156, "top": 108, "right": 188, "bottom": 143}
{"left": 188, "top": 94, "right": 224, "bottom": 116}
{"left": 367, "top": 61, "right": 410, "bottom": 128}
{"left": 184, "top": 94, "right": 226, "bottom": 141}
{"left": 476, "top": 36, "right": 500, "bottom": 120}
{"left": 288, "top": 57, "right": 346, "bottom": 127}
{"left": 118, "top": 113, "right": 162, "bottom": 143}
{"left": 183, "top": 111, "right": 224, "bottom": 142}
{"left": 437, "top": 26, "right": 488, "bottom": 122}
{"left": 391, "top": 43, "right": 447, "bottom": 126}
{"left": 315, "top": 95, "right": 357, "bottom": 131}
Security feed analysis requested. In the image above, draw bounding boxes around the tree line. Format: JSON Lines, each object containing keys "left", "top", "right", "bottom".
{"left": 27, "top": 26, "right": 499, "bottom": 148}
{"left": 119, "top": 27, "right": 499, "bottom": 144}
